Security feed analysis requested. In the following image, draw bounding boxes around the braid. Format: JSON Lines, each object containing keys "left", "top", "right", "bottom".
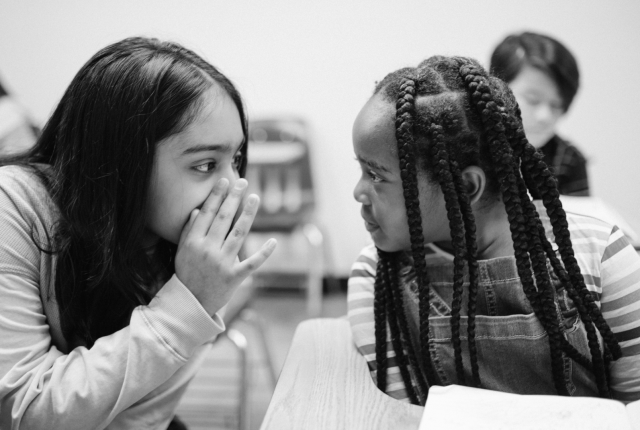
{"left": 460, "top": 65, "right": 570, "bottom": 395}
{"left": 521, "top": 141, "right": 621, "bottom": 357}
{"left": 428, "top": 124, "right": 468, "bottom": 385}
{"left": 517, "top": 139, "right": 616, "bottom": 397}
{"left": 504, "top": 124, "right": 595, "bottom": 371}
{"left": 501, "top": 82, "right": 615, "bottom": 396}
{"left": 448, "top": 159, "right": 481, "bottom": 387}
{"left": 502, "top": 117, "right": 571, "bottom": 395}
{"left": 503, "top": 109, "right": 594, "bottom": 371}
{"left": 395, "top": 77, "right": 438, "bottom": 387}
{"left": 383, "top": 256, "right": 420, "bottom": 404}
{"left": 507, "top": 92, "right": 619, "bottom": 359}
{"left": 515, "top": 171, "right": 573, "bottom": 395}
{"left": 374, "top": 251, "right": 390, "bottom": 392}
{"left": 386, "top": 253, "right": 429, "bottom": 402}
{"left": 516, "top": 172, "right": 595, "bottom": 367}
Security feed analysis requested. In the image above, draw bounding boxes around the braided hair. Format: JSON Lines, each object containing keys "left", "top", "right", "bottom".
{"left": 371, "top": 56, "right": 621, "bottom": 405}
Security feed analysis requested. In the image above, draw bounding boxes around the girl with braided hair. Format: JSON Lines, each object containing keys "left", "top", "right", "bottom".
{"left": 348, "top": 55, "right": 640, "bottom": 406}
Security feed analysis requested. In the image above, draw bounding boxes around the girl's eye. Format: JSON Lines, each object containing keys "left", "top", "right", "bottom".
{"left": 522, "top": 95, "right": 541, "bottom": 106}
{"left": 550, "top": 103, "right": 564, "bottom": 115}
{"left": 367, "top": 169, "right": 383, "bottom": 183}
{"left": 194, "top": 161, "right": 216, "bottom": 173}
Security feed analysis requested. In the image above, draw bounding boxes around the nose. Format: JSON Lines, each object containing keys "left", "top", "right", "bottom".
{"left": 353, "top": 177, "right": 371, "bottom": 205}
{"left": 223, "top": 162, "right": 241, "bottom": 189}
{"left": 534, "top": 103, "right": 556, "bottom": 125}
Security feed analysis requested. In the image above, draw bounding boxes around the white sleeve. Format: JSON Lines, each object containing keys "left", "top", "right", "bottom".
{"left": 0, "top": 172, "right": 225, "bottom": 429}
{"left": 0, "top": 271, "right": 224, "bottom": 430}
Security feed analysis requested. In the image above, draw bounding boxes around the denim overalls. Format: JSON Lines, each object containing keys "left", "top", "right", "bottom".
{"left": 400, "top": 254, "right": 600, "bottom": 396}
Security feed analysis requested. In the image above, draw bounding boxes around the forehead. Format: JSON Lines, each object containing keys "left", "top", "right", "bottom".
{"left": 352, "top": 93, "right": 398, "bottom": 159}
{"left": 163, "top": 85, "right": 244, "bottom": 153}
{"left": 511, "top": 65, "right": 561, "bottom": 100}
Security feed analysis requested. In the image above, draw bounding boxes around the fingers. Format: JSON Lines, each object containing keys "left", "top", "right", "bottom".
{"left": 178, "top": 208, "right": 200, "bottom": 247}
{"left": 189, "top": 178, "right": 230, "bottom": 238}
{"left": 207, "top": 179, "right": 248, "bottom": 241}
{"left": 221, "top": 193, "right": 260, "bottom": 256}
{"left": 236, "top": 238, "right": 277, "bottom": 278}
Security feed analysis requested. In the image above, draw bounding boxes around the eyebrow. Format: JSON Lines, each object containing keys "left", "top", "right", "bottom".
{"left": 180, "top": 141, "right": 242, "bottom": 156}
{"left": 356, "top": 155, "right": 391, "bottom": 173}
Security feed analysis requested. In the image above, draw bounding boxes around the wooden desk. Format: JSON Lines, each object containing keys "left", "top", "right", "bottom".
{"left": 260, "top": 318, "right": 424, "bottom": 430}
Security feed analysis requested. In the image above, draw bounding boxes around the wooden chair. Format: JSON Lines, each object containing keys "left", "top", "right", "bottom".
{"left": 244, "top": 117, "right": 326, "bottom": 317}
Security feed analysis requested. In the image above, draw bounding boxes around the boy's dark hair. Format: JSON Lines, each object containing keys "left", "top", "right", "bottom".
{"left": 372, "top": 55, "right": 619, "bottom": 405}
{"left": 2, "top": 37, "right": 248, "bottom": 347}
{"left": 490, "top": 32, "right": 579, "bottom": 111}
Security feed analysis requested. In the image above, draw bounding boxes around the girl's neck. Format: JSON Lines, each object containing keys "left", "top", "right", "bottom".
{"left": 434, "top": 198, "right": 514, "bottom": 261}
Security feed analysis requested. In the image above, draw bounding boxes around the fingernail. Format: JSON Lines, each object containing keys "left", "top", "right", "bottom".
{"left": 217, "top": 178, "right": 229, "bottom": 188}
{"left": 235, "top": 179, "right": 248, "bottom": 190}
{"left": 266, "top": 238, "right": 277, "bottom": 249}
{"left": 247, "top": 194, "right": 259, "bottom": 206}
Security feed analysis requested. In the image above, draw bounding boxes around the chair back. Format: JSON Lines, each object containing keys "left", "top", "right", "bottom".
{"left": 246, "top": 117, "right": 315, "bottom": 231}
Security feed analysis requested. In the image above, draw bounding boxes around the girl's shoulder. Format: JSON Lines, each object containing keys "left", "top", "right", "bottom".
{"left": 350, "top": 243, "right": 378, "bottom": 279}
{"left": 534, "top": 199, "right": 615, "bottom": 234}
{"left": 0, "top": 164, "right": 55, "bottom": 223}
{"left": 533, "top": 199, "right": 617, "bottom": 258}
{"left": 351, "top": 243, "right": 453, "bottom": 282}
{"left": 0, "top": 164, "right": 48, "bottom": 191}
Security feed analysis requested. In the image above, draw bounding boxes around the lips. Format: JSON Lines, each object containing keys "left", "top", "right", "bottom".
{"left": 364, "top": 221, "right": 379, "bottom": 232}
{"left": 361, "top": 210, "right": 379, "bottom": 232}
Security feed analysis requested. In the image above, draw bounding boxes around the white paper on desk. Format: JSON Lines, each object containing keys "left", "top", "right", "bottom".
{"left": 420, "top": 385, "right": 640, "bottom": 430}
{"left": 628, "top": 400, "right": 640, "bottom": 430}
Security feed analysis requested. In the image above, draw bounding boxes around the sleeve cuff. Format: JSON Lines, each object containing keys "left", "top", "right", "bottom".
{"left": 140, "top": 275, "right": 225, "bottom": 360}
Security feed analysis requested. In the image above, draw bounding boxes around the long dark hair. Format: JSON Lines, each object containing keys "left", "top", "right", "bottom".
{"left": 490, "top": 31, "right": 580, "bottom": 111}
{"left": 372, "top": 56, "right": 620, "bottom": 404}
{"left": 2, "top": 37, "right": 248, "bottom": 348}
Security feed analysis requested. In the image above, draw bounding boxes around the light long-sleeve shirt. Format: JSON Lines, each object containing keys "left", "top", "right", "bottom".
{"left": 0, "top": 165, "right": 225, "bottom": 429}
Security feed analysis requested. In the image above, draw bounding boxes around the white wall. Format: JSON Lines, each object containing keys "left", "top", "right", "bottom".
{"left": 2, "top": 0, "right": 639, "bottom": 276}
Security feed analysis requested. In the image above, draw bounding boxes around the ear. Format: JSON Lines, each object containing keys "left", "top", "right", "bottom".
{"left": 460, "top": 166, "right": 487, "bottom": 205}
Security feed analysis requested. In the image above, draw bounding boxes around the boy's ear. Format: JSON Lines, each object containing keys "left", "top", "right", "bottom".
{"left": 460, "top": 166, "right": 487, "bottom": 205}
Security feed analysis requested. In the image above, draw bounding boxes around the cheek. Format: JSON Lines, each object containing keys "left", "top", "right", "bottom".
{"left": 417, "top": 188, "right": 450, "bottom": 239}
{"left": 148, "top": 177, "right": 194, "bottom": 240}
{"left": 516, "top": 103, "right": 535, "bottom": 125}
{"left": 377, "top": 191, "right": 406, "bottom": 223}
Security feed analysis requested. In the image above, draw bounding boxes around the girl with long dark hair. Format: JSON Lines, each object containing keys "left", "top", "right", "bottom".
{"left": 0, "top": 37, "right": 276, "bottom": 429}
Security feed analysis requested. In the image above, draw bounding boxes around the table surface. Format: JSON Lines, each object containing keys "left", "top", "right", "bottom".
{"left": 260, "top": 318, "right": 424, "bottom": 430}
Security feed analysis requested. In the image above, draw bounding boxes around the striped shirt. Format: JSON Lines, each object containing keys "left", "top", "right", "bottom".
{"left": 348, "top": 203, "right": 640, "bottom": 403}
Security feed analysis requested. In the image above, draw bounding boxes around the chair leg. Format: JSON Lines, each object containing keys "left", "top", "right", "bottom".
{"left": 302, "top": 223, "right": 324, "bottom": 318}
{"left": 238, "top": 308, "right": 278, "bottom": 387}
{"left": 226, "top": 328, "right": 249, "bottom": 430}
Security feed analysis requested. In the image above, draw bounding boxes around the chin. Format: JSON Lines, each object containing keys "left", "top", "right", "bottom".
{"left": 371, "top": 239, "right": 406, "bottom": 253}
{"left": 369, "top": 229, "right": 411, "bottom": 253}
{"left": 527, "top": 132, "right": 554, "bottom": 148}
{"left": 154, "top": 231, "right": 180, "bottom": 246}
{"left": 166, "top": 233, "right": 181, "bottom": 245}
